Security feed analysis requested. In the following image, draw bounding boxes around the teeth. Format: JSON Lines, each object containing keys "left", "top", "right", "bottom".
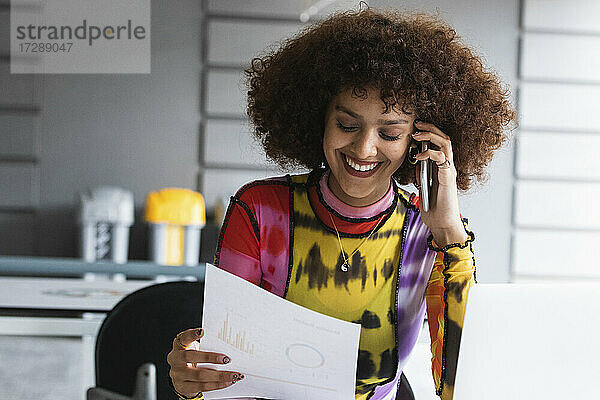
{"left": 345, "top": 155, "right": 379, "bottom": 172}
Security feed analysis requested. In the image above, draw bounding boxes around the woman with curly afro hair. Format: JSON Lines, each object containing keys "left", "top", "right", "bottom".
{"left": 168, "top": 6, "right": 517, "bottom": 400}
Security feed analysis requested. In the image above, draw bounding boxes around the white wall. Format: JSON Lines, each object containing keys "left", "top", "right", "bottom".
{"left": 513, "top": 0, "right": 600, "bottom": 282}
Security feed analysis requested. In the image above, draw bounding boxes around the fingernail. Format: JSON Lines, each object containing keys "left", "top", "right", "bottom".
{"left": 222, "top": 355, "right": 231, "bottom": 364}
{"left": 196, "top": 328, "right": 203, "bottom": 337}
{"left": 412, "top": 132, "right": 420, "bottom": 136}
{"left": 233, "top": 373, "right": 239, "bottom": 380}
{"left": 239, "top": 374, "right": 245, "bottom": 380}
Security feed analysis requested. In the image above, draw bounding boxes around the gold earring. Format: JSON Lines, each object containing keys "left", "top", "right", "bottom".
{"left": 408, "top": 143, "right": 419, "bottom": 165}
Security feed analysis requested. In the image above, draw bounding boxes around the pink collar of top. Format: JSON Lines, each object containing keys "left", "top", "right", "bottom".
{"left": 319, "top": 169, "right": 394, "bottom": 219}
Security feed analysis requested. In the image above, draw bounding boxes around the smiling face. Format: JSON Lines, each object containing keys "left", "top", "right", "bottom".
{"left": 323, "top": 86, "right": 416, "bottom": 207}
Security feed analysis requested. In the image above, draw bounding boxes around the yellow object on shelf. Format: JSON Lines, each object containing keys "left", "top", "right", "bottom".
{"left": 144, "top": 188, "right": 206, "bottom": 266}
{"left": 145, "top": 188, "right": 206, "bottom": 226}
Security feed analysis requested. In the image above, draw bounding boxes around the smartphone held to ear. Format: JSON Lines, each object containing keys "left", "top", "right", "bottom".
{"left": 419, "top": 141, "right": 431, "bottom": 212}
{"left": 413, "top": 120, "right": 433, "bottom": 212}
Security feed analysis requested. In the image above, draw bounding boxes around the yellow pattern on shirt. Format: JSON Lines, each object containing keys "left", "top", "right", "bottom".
{"left": 285, "top": 174, "right": 409, "bottom": 398}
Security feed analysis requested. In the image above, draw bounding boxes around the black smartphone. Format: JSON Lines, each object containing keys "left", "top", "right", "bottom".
{"left": 419, "top": 141, "right": 431, "bottom": 212}
{"left": 413, "top": 121, "right": 432, "bottom": 212}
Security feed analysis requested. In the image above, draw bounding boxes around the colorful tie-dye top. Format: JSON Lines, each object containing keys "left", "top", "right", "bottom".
{"left": 210, "top": 169, "right": 476, "bottom": 400}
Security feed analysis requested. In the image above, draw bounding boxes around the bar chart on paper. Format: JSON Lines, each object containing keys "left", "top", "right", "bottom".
{"left": 218, "top": 312, "right": 255, "bottom": 355}
{"left": 200, "top": 264, "right": 362, "bottom": 400}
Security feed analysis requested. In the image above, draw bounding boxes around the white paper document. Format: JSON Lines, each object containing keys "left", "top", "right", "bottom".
{"left": 199, "top": 263, "right": 362, "bottom": 400}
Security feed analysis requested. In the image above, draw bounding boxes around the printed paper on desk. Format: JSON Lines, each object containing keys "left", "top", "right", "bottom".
{"left": 199, "top": 263, "right": 362, "bottom": 400}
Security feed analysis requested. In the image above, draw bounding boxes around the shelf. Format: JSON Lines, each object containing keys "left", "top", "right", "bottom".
{"left": 0, "top": 255, "right": 206, "bottom": 279}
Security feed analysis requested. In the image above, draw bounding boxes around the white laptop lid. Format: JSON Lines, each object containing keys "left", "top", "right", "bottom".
{"left": 453, "top": 283, "right": 600, "bottom": 400}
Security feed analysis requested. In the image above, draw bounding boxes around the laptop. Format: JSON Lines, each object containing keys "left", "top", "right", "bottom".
{"left": 452, "top": 283, "right": 600, "bottom": 400}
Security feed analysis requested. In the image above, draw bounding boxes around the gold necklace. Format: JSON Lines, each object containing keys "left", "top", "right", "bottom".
{"left": 328, "top": 212, "right": 386, "bottom": 272}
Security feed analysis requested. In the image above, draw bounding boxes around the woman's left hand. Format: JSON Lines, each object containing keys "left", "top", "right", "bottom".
{"left": 412, "top": 121, "right": 468, "bottom": 248}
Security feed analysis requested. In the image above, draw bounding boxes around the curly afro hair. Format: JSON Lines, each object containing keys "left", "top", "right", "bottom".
{"left": 244, "top": 6, "right": 517, "bottom": 192}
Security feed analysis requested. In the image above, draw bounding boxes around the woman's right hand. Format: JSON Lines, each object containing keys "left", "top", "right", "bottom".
{"left": 167, "top": 328, "right": 244, "bottom": 398}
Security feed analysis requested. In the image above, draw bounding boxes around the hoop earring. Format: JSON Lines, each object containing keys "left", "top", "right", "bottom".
{"left": 408, "top": 143, "right": 419, "bottom": 165}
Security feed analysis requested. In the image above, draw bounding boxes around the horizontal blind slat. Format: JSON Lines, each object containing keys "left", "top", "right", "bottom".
{"left": 208, "top": 20, "right": 302, "bottom": 66}
{"left": 204, "top": 119, "right": 274, "bottom": 168}
{"left": 207, "top": 0, "right": 360, "bottom": 19}
{"left": 519, "top": 83, "right": 600, "bottom": 132}
{"left": 513, "top": 229, "right": 598, "bottom": 278}
{"left": 521, "top": 33, "right": 600, "bottom": 82}
{"left": 516, "top": 132, "right": 600, "bottom": 180}
{"left": 523, "top": 0, "right": 600, "bottom": 34}
{"left": 206, "top": 70, "right": 246, "bottom": 117}
{"left": 514, "top": 181, "right": 600, "bottom": 229}
{"left": 201, "top": 168, "right": 282, "bottom": 208}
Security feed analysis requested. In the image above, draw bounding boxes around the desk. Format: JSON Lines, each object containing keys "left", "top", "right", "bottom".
{"left": 0, "top": 276, "right": 158, "bottom": 399}
{"left": 0, "top": 276, "right": 158, "bottom": 312}
{"left": 0, "top": 257, "right": 205, "bottom": 400}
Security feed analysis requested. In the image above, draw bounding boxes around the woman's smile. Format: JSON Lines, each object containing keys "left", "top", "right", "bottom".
{"left": 340, "top": 152, "right": 383, "bottom": 177}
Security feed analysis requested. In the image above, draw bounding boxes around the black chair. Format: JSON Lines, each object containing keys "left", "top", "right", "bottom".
{"left": 90, "top": 280, "right": 205, "bottom": 400}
